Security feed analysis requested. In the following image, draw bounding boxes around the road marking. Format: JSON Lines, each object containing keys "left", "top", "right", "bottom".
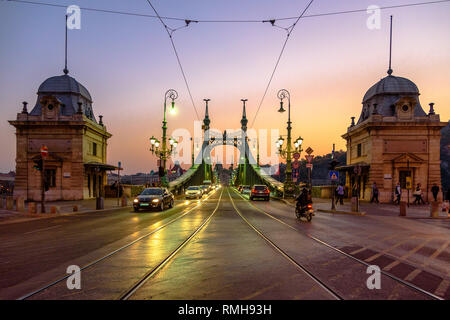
{"left": 434, "top": 279, "right": 449, "bottom": 297}
{"left": 382, "top": 238, "right": 432, "bottom": 271}
{"left": 24, "top": 225, "right": 61, "bottom": 235}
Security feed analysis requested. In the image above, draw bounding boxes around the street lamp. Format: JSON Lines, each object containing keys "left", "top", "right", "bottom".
{"left": 149, "top": 89, "right": 179, "bottom": 186}
{"left": 276, "top": 88, "right": 301, "bottom": 197}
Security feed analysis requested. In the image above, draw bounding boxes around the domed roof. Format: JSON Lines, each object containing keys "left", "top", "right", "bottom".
{"left": 38, "top": 74, "right": 92, "bottom": 102}
{"left": 30, "top": 73, "right": 96, "bottom": 122}
{"left": 362, "top": 74, "right": 419, "bottom": 103}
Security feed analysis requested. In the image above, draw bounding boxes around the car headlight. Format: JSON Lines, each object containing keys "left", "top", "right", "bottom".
{"left": 133, "top": 199, "right": 139, "bottom": 203}
{"left": 197, "top": 191, "right": 201, "bottom": 194}
{"left": 152, "top": 199, "right": 160, "bottom": 203}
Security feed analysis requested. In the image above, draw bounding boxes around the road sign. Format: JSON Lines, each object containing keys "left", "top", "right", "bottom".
{"left": 292, "top": 161, "right": 300, "bottom": 169}
{"left": 293, "top": 152, "right": 300, "bottom": 160}
{"left": 306, "top": 163, "right": 313, "bottom": 169}
{"left": 40, "top": 145, "right": 48, "bottom": 159}
{"left": 329, "top": 170, "right": 339, "bottom": 181}
{"left": 118, "top": 161, "right": 121, "bottom": 168}
{"left": 305, "top": 155, "right": 314, "bottom": 163}
{"left": 305, "top": 147, "right": 314, "bottom": 155}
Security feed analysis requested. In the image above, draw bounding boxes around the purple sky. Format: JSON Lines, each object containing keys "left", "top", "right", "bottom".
{"left": 1, "top": 0, "right": 449, "bottom": 174}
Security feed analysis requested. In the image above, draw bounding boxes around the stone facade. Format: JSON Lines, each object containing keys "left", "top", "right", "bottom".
{"left": 341, "top": 74, "right": 447, "bottom": 203}
{"left": 9, "top": 74, "right": 114, "bottom": 201}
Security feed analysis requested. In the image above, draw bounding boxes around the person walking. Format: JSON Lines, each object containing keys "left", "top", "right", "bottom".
{"left": 413, "top": 183, "right": 425, "bottom": 205}
{"left": 370, "top": 182, "right": 379, "bottom": 203}
{"left": 335, "top": 184, "right": 344, "bottom": 205}
{"left": 431, "top": 183, "right": 439, "bottom": 202}
{"left": 394, "top": 182, "right": 402, "bottom": 204}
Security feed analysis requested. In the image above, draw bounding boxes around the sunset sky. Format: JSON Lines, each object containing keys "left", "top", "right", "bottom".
{"left": 1, "top": 0, "right": 449, "bottom": 174}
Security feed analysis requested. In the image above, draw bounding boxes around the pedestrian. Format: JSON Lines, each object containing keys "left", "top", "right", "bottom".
{"left": 394, "top": 182, "right": 402, "bottom": 204}
{"left": 335, "top": 184, "right": 344, "bottom": 205}
{"left": 431, "top": 183, "right": 439, "bottom": 202}
{"left": 413, "top": 183, "right": 425, "bottom": 205}
{"left": 370, "top": 182, "right": 379, "bottom": 203}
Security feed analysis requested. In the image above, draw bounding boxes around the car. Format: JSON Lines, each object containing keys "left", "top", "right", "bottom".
{"left": 237, "top": 185, "right": 243, "bottom": 192}
{"left": 185, "top": 186, "right": 203, "bottom": 199}
{"left": 241, "top": 185, "right": 251, "bottom": 195}
{"left": 133, "top": 187, "right": 174, "bottom": 212}
{"left": 250, "top": 185, "right": 270, "bottom": 201}
{"left": 200, "top": 185, "right": 209, "bottom": 195}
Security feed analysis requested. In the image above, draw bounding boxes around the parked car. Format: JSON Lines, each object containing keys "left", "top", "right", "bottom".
{"left": 241, "top": 185, "right": 251, "bottom": 195}
{"left": 133, "top": 188, "right": 174, "bottom": 212}
{"left": 250, "top": 185, "right": 270, "bottom": 201}
{"left": 185, "top": 186, "right": 203, "bottom": 199}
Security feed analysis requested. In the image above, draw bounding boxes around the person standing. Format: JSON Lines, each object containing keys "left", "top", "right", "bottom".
{"left": 413, "top": 183, "right": 425, "bottom": 205}
{"left": 431, "top": 183, "right": 439, "bottom": 202}
{"left": 394, "top": 182, "right": 402, "bottom": 204}
{"left": 370, "top": 182, "right": 379, "bottom": 203}
{"left": 336, "top": 184, "right": 344, "bottom": 205}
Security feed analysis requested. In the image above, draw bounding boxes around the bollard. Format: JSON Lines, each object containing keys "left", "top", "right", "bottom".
{"left": 73, "top": 205, "right": 79, "bottom": 212}
{"left": 399, "top": 201, "right": 406, "bottom": 216}
{"left": 6, "top": 196, "right": 14, "bottom": 210}
{"left": 50, "top": 206, "right": 60, "bottom": 214}
{"left": 0, "top": 197, "right": 4, "bottom": 209}
{"left": 16, "top": 197, "right": 25, "bottom": 212}
{"left": 351, "top": 196, "right": 359, "bottom": 212}
{"left": 96, "top": 197, "right": 104, "bottom": 210}
{"left": 430, "top": 201, "right": 439, "bottom": 218}
{"left": 121, "top": 195, "right": 128, "bottom": 207}
{"left": 28, "top": 202, "right": 37, "bottom": 214}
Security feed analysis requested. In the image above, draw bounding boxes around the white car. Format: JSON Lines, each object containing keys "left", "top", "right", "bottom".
{"left": 185, "top": 186, "right": 202, "bottom": 199}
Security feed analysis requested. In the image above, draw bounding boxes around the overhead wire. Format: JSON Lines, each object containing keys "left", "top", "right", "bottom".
{"left": 143, "top": 0, "right": 200, "bottom": 120}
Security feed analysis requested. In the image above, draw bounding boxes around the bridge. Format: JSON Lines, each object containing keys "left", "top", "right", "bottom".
{"left": 168, "top": 101, "right": 284, "bottom": 196}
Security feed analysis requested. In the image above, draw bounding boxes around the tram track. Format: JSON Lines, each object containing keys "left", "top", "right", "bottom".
{"left": 18, "top": 189, "right": 221, "bottom": 300}
{"left": 231, "top": 188, "right": 443, "bottom": 300}
{"left": 227, "top": 188, "right": 342, "bottom": 300}
{"left": 119, "top": 189, "right": 224, "bottom": 300}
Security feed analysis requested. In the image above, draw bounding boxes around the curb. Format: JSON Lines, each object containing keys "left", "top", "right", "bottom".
{"left": 317, "top": 208, "right": 365, "bottom": 216}
{"left": 0, "top": 205, "right": 132, "bottom": 226}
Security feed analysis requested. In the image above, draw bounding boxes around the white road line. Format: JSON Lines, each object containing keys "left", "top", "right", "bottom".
{"left": 23, "top": 225, "right": 62, "bottom": 235}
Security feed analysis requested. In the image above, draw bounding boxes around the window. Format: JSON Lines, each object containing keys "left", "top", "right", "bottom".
{"left": 93, "top": 143, "right": 97, "bottom": 156}
{"left": 399, "top": 170, "right": 411, "bottom": 189}
{"left": 45, "top": 169, "right": 56, "bottom": 188}
{"left": 357, "top": 143, "right": 362, "bottom": 157}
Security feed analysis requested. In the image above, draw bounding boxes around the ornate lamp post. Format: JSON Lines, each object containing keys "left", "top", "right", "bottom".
{"left": 149, "top": 89, "right": 179, "bottom": 185}
{"left": 276, "top": 89, "right": 303, "bottom": 197}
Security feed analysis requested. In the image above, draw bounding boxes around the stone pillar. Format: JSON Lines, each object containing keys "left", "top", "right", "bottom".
{"left": 121, "top": 195, "right": 128, "bottom": 207}
{"left": 50, "top": 206, "right": 60, "bottom": 214}
{"left": 16, "top": 197, "right": 25, "bottom": 212}
{"left": 6, "top": 196, "right": 14, "bottom": 210}
{"left": 28, "top": 202, "right": 37, "bottom": 214}
{"left": 430, "top": 201, "right": 439, "bottom": 218}
{"left": 399, "top": 202, "right": 407, "bottom": 216}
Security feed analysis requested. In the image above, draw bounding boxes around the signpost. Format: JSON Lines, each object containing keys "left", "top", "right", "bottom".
{"left": 40, "top": 145, "right": 48, "bottom": 213}
{"left": 329, "top": 170, "right": 339, "bottom": 181}
{"left": 305, "top": 147, "right": 314, "bottom": 155}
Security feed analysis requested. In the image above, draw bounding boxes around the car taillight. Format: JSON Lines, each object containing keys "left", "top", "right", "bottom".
{"left": 307, "top": 204, "right": 312, "bottom": 208}
{"left": 264, "top": 189, "right": 270, "bottom": 193}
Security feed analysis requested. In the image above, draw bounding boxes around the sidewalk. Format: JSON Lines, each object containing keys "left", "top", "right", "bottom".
{"left": 278, "top": 197, "right": 449, "bottom": 219}
{"left": 0, "top": 198, "right": 131, "bottom": 225}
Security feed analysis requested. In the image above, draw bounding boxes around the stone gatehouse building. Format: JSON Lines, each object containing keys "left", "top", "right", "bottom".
{"left": 9, "top": 71, "right": 116, "bottom": 201}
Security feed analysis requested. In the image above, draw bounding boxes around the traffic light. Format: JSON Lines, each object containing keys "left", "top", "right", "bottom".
{"left": 329, "top": 159, "right": 339, "bottom": 171}
{"left": 33, "top": 159, "right": 43, "bottom": 171}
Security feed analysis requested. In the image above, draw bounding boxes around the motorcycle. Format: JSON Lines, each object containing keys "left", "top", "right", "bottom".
{"left": 295, "top": 202, "right": 314, "bottom": 222}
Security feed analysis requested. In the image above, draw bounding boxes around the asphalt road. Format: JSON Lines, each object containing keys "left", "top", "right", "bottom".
{"left": 0, "top": 187, "right": 448, "bottom": 300}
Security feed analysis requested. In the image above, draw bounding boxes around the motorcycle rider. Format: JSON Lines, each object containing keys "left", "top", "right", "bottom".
{"left": 296, "top": 188, "right": 311, "bottom": 209}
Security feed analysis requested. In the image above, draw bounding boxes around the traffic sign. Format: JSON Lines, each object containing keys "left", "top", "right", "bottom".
{"left": 305, "top": 147, "right": 314, "bottom": 155}
{"left": 305, "top": 155, "right": 314, "bottom": 163}
{"left": 40, "top": 145, "right": 48, "bottom": 159}
{"left": 306, "top": 163, "right": 313, "bottom": 169}
{"left": 329, "top": 170, "right": 339, "bottom": 181}
{"left": 292, "top": 161, "right": 300, "bottom": 169}
{"left": 293, "top": 152, "right": 300, "bottom": 160}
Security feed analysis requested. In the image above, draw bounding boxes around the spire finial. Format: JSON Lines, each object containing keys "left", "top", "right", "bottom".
{"left": 240, "top": 99, "right": 248, "bottom": 131}
{"left": 22, "top": 101, "right": 28, "bottom": 114}
{"left": 63, "top": 14, "right": 69, "bottom": 75}
{"left": 203, "top": 99, "right": 210, "bottom": 129}
{"left": 387, "top": 15, "right": 393, "bottom": 76}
